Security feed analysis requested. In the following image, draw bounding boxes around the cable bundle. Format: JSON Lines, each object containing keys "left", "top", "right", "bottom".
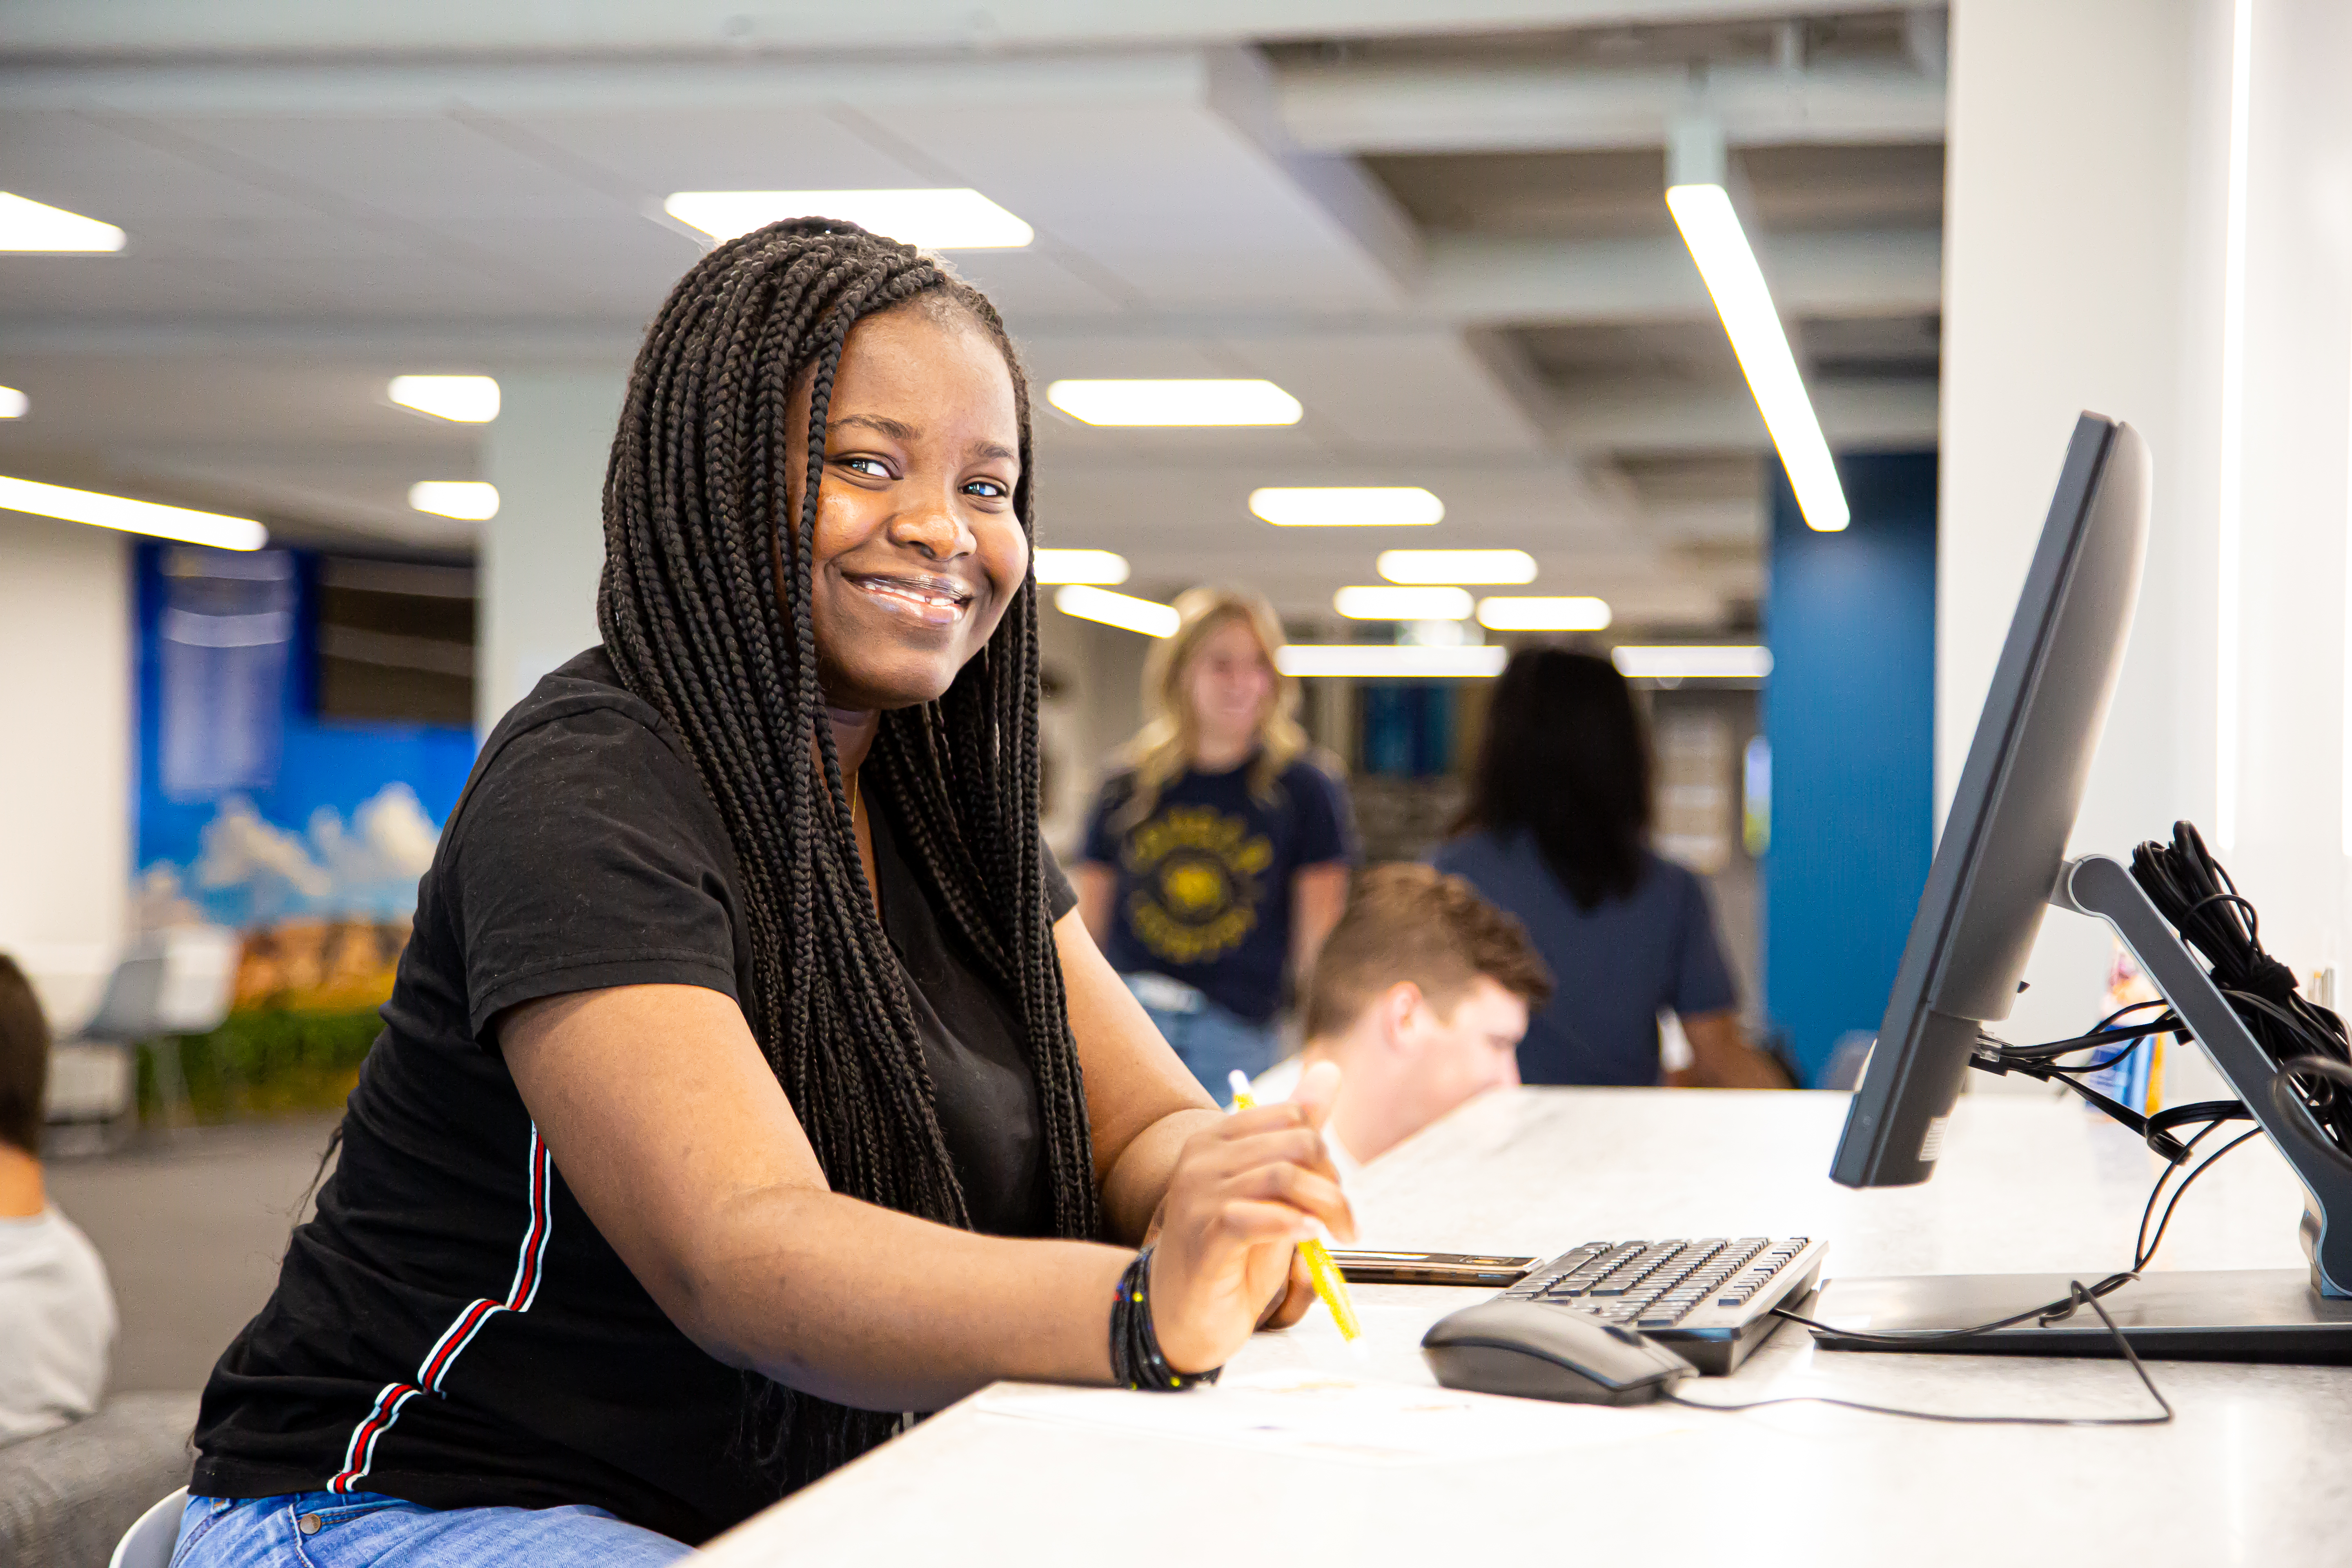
{"left": 2129, "top": 821, "right": 2352, "bottom": 1158}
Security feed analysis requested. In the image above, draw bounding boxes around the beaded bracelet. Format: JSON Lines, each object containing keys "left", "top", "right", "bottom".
{"left": 1109, "top": 1245, "right": 1220, "bottom": 1392}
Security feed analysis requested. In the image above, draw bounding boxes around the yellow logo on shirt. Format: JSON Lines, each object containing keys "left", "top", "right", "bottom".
{"left": 1120, "top": 806, "right": 1274, "bottom": 965}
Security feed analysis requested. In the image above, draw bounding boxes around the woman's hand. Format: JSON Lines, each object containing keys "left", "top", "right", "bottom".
{"left": 1145, "top": 1060, "right": 1355, "bottom": 1373}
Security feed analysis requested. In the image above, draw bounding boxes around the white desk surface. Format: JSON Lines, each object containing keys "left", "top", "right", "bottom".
{"left": 695, "top": 1088, "right": 2351, "bottom": 1566}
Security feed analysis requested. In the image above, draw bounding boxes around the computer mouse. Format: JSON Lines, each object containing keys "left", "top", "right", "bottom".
{"left": 1421, "top": 1299, "right": 1697, "bottom": 1406}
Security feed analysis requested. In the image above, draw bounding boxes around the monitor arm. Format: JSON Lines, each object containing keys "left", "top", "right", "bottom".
{"left": 2052, "top": 854, "right": 2352, "bottom": 1297}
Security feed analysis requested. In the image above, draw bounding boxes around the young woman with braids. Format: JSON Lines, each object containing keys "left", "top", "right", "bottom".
{"left": 175, "top": 221, "right": 1354, "bottom": 1568}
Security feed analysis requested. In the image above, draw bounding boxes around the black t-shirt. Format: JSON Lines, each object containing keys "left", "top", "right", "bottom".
{"left": 189, "top": 648, "right": 1076, "bottom": 1545}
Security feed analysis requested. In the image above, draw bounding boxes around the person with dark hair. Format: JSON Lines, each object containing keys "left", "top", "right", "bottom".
{"left": 0, "top": 952, "right": 117, "bottom": 1443}
{"left": 178, "top": 223, "right": 1353, "bottom": 1567}
{"left": 1432, "top": 648, "right": 1785, "bottom": 1089}
{"left": 1250, "top": 864, "right": 1552, "bottom": 1175}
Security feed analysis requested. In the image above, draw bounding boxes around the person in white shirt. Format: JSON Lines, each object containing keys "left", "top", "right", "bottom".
{"left": 0, "top": 952, "right": 116, "bottom": 1445}
{"left": 1251, "top": 864, "right": 1552, "bottom": 1178}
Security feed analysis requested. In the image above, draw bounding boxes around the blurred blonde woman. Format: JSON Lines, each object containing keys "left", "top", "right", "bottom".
{"left": 1077, "top": 588, "right": 1357, "bottom": 1097}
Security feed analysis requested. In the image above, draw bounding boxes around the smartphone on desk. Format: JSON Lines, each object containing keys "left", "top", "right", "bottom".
{"left": 1325, "top": 1250, "right": 1539, "bottom": 1287}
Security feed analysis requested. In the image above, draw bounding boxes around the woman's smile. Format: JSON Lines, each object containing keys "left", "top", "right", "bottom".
{"left": 843, "top": 569, "right": 978, "bottom": 628}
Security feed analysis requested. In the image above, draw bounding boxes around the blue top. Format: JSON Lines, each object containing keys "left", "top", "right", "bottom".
{"left": 1082, "top": 754, "right": 1356, "bottom": 1023}
{"left": 1430, "top": 829, "right": 1738, "bottom": 1086}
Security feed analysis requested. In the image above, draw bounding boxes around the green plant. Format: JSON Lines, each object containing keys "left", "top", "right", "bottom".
{"left": 137, "top": 1007, "right": 383, "bottom": 1123}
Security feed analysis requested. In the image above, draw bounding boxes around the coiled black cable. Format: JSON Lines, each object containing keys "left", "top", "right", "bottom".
{"left": 2130, "top": 821, "right": 2352, "bottom": 1158}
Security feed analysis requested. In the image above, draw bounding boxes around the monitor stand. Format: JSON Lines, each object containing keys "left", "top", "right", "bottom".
{"left": 1810, "top": 852, "right": 2352, "bottom": 1362}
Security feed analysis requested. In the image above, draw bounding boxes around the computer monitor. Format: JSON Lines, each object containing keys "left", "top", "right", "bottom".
{"left": 1813, "top": 412, "right": 2352, "bottom": 1355}
{"left": 1830, "top": 412, "right": 2149, "bottom": 1188}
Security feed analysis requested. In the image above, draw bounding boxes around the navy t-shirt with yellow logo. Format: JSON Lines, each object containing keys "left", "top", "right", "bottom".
{"left": 1082, "top": 754, "right": 1356, "bottom": 1024}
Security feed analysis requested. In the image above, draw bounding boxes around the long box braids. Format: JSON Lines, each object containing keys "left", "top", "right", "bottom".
{"left": 595, "top": 218, "right": 1100, "bottom": 1488}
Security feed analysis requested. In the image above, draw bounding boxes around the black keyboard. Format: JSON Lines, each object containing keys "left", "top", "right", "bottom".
{"left": 1496, "top": 1236, "right": 1828, "bottom": 1374}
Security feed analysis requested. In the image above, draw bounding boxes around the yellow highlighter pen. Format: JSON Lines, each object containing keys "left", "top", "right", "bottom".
{"left": 1227, "top": 1069, "right": 1363, "bottom": 1341}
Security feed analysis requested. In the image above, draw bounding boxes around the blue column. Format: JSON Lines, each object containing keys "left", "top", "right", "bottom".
{"left": 1762, "top": 452, "right": 1938, "bottom": 1085}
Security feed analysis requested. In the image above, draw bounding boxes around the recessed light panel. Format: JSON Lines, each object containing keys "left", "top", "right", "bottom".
{"left": 389, "top": 376, "right": 500, "bottom": 424}
{"left": 1047, "top": 381, "right": 1302, "bottom": 428}
{"left": 0, "top": 474, "right": 264, "bottom": 550}
{"left": 1476, "top": 596, "right": 1612, "bottom": 631}
{"left": 1377, "top": 549, "right": 1535, "bottom": 584}
{"left": 1250, "top": 488, "right": 1443, "bottom": 527}
{"left": 0, "top": 193, "right": 125, "bottom": 252}
{"left": 1053, "top": 585, "right": 1178, "bottom": 637}
{"left": 1333, "top": 586, "right": 1473, "bottom": 621}
{"left": 1276, "top": 645, "right": 1506, "bottom": 679}
{"left": 1033, "top": 549, "right": 1131, "bottom": 586}
{"left": 663, "top": 189, "right": 1033, "bottom": 249}
{"left": 1610, "top": 644, "right": 1773, "bottom": 680}
{"left": 0, "top": 387, "right": 26, "bottom": 419}
{"left": 409, "top": 482, "right": 501, "bottom": 521}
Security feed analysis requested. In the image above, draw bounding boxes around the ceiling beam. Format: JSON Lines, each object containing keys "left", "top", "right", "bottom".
{"left": 1277, "top": 60, "right": 1945, "bottom": 156}
{"left": 0, "top": 1, "right": 1929, "bottom": 61}
{"left": 0, "top": 227, "right": 1942, "bottom": 356}
{"left": 1422, "top": 229, "right": 1942, "bottom": 325}
{"left": 1552, "top": 377, "right": 1938, "bottom": 452}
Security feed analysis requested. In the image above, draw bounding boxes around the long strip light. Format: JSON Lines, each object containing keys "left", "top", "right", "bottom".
{"left": 1666, "top": 169, "right": 1849, "bottom": 532}
{"left": 663, "top": 189, "right": 1033, "bottom": 249}
{"left": 1334, "top": 585, "right": 1473, "bottom": 620}
{"left": 1047, "top": 380, "right": 1301, "bottom": 427}
{"left": 1377, "top": 548, "right": 1535, "bottom": 584}
{"left": 1610, "top": 644, "right": 1773, "bottom": 681}
{"left": 2218, "top": 0, "right": 2254, "bottom": 850}
{"left": 0, "top": 192, "right": 125, "bottom": 252}
{"left": 1033, "top": 549, "right": 1130, "bottom": 585}
{"left": 1477, "top": 595, "right": 1612, "bottom": 631}
{"left": 1250, "top": 487, "right": 1443, "bottom": 527}
{"left": 1054, "top": 584, "right": 1177, "bottom": 637}
{"left": 0, "top": 474, "right": 265, "bottom": 550}
{"left": 1276, "top": 645, "right": 1506, "bottom": 679}
{"left": 409, "top": 481, "right": 500, "bottom": 521}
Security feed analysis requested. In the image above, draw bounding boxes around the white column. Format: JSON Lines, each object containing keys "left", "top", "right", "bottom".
{"left": 479, "top": 369, "right": 626, "bottom": 733}
{"left": 0, "top": 513, "right": 129, "bottom": 1032}
{"left": 1940, "top": 0, "right": 2234, "bottom": 1047}
{"left": 2231, "top": 0, "right": 2352, "bottom": 980}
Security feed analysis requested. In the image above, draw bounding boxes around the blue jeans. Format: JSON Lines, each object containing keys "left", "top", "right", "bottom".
{"left": 1124, "top": 974, "right": 1281, "bottom": 1101}
{"left": 172, "top": 1491, "right": 691, "bottom": 1568}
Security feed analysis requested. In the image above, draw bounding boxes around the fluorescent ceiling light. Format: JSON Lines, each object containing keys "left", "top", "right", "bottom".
{"left": 1665, "top": 181, "right": 1849, "bottom": 532}
{"left": 1033, "top": 548, "right": 1130, "bottom": 586}
{"left": 0, "top": 474, "right": 265, "bottom": 551}
{"left": 0, "top": 387, "right": 25, "bottom": 419}
{"left": 1276, "top": 644, "right": 1506, "bottom": 679}
{"left": 1477, "top": 595, "right": 1612, "bottom": 631}
{"left": 1047, "top": 380, "right": 1301, "bottom": 428}
{"left": 1250, "top": 487, "right": 1443, "bottom": 528}
{"left": 1378, "top": 548, "right": 1535, "bottom": 584}
{"left": 389, "top": 375, "right": 500, "bottom": 424}
{"left": 0, "top": 192, "right": 125, "bottom": 252}
{"left": 1333, "top": 585, "right": 1473, "bottom": 621}
{"left": 1054, "top": 584, "right": 1178, "bottom": 637}
{"left": 1610, "top": 644, "right": 1773, "bottom": 680}
{"left": 409, "top": 481, "right": 500, "bottom": 521}
{"left": 663, "top": 189, "right": 1033, "bottom": 249}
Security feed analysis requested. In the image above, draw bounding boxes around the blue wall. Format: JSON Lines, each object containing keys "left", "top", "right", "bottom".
{"left": 1762, "top": 452, "right": 1937, "bottom": 1084}
{"left": 135, "top": 542, "right": 478, "bottom": 929}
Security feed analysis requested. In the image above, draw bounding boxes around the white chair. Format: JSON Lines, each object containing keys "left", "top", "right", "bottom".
{"left": 47, "top": 928, "right": 242, "bottom": 1141}
{"left": 109, "top": 1486, "right": 188, "bottom": 1568}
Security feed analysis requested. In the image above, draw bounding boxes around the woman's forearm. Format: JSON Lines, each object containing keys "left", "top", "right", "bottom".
{"left": 677, "top": 1183, "right": 1130, "bottom": 1410}
{"left": 1100, "top": 1107, "right": 1223, "bottom": 1244}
